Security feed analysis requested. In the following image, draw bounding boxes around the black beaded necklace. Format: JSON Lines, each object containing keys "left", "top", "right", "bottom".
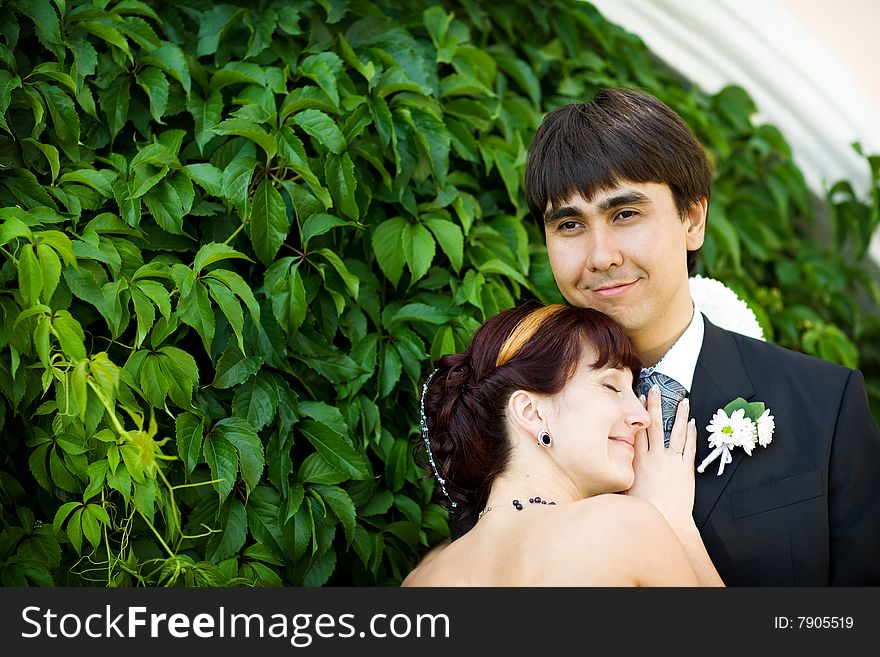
{"left": 478, "top": 496, "right": 557, "bottom": 520}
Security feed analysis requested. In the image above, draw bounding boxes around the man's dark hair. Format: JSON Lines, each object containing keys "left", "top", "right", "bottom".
{"left": 525, "top": 87, "right": 713, "bottom": 274}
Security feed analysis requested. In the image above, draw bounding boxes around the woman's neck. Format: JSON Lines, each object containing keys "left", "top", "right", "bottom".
{"left": 484, "top": 470, "right": 580, "bottom": 511}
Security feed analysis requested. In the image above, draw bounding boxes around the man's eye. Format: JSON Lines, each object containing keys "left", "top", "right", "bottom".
{"left": 559, "top": 220, "right": 580, "bottom": 231}
{"left": 615, "top": 209, "right": 638, "bottom": 221}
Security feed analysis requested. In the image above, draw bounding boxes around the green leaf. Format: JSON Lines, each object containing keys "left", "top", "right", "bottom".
{"left": 424, "top": 216, "right": 463, "bottom": 271}
{"left": 494, "top": 49, "right": 541, "bottom": 107}
{"left": 81, "top": 504, "right": 109, "bottom": 549}
{"left": 371, "top": 216, "right": 407, "bottom": 285}
{"left": 388, "top": 302, "right": 452, "bottom": 326}
{"left": 207, "top": 279, "right": 245, "bottom": 353}
{"left": 175, "top": 412, "right": 204, "bottom": 475}
{"left": 130, "top": 287, "right": 155, "bottom": 347}
{"left": 197, "top": 5, "right": 244, "bottom": 57}
{"left": 18, "top": 243, "right": 42, "bottom": 306}
{"left": 35, "top": 230, "right": 75, "bottom": 266}
{"left": 301, "top": 213, "right": 356, "bottom": 248}
{"left": 205, "top": 268, "right": 260, "bottom": 326}
{"left": 384, "top": 438, "right": 409, "bottom": 492}
{"left": 25, "top": 0, "right": 63, "bottom": 59}
{"left": 216, "top": 418, "right": 265, "bottom": 496}
{"left": 313, "top": 248, "right": 358, "bottom": 298}
{"left": 185, "top": 163, "right": 223, "bottom": 197}
{"left": 77, "top": 21, "right": 132, "bottom": 60}
{"left": 292, "top": 109, "right": 345, "bottom": 154}
{"left": 177, "top": 281, "right": 215, "bottom": 354}
{"left": 135, "top": 67, "right": 169, "bottom": 123}
{"left": 245, "top": 489, "right": 285, "bottom": 559}
{"left": 250, "top": 178, "right": 290, "bottom": 266}
{"left": 205, "top": 498, "right": 247, "bottom": 561}
{"left": 59, "top": 169, "right": 114, "bottom": 198}
{"left": 51, "top": 310, "right": 86, "bottom": 360}
{"left": 188, "top": 90, "right": 223, "bottom": 154}
{"left": 211, "top": 349, "right": 261, "bottom": 389}
{"left": 409, "top": 109, "right": 450, "bottom": 187}
{"left": 402, "top": 222, "right": 435, "bottom": 282}
{"left": 143, "top": 180, "right": 184, "bottom": 234}
{"left": 300, "top": 420, "right": 370, "bottom": 480}
{"left": 53, "top": 502, "right": 82, "bottom": 535}
{"left": 130, "top": 143, "right": 179, "bottom": 170}
{"left": 220, "top": 151, "right": 256, "bottom": 216}
{"left": 299, "top": 400, "right": 347, "bottom": 436}
{"left": 299, "top": 53, "right": 343, "bottom": 107}
{"left": 142, "top": 43, "right": 191, "bottom": 95}
{"left": 0, "top": 216, "right": 32, "bottom": 246}
{"left": 157, "top": 345, "right": 199, "bottom": 406}
{"left": 98, "top": 77, "right": 131, "bottom": 138}
{"left": 203, "top": 432, "right": 237, "bottom": 502}
{"left": 140, "top": 354, "right": 168, "bottom": 408}
{"left": 313, "top": 484, "right": 356, "bottom": 546}
{"left": 193, "top": 242, "right": 252, "bottom": 274}
{"left": 212, "top": 118, "right": 277, "bottom": 160}
{"left": 135, "top": 280, "right": 172, "bottom": 318}
{"left": 106, "top": 468, "right": 131, "bottom": 505}
{"left": 23, "top": 138, "right": 60, "bottom": 183}
{"left": 232, "top": 373, "right": 279, "bottom": 432}
{"left": 324, "top": 152, "right": 358, "bottom": 220}
{"left": 299, "top": 453, "right": 347, "bottom": 485}
{"left": 379, "top": 343, "right": 402, "bottom": 398}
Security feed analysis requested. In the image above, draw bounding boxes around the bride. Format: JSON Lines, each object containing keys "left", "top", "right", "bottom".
{"left": 402, "top": 302, "right": 723, "bottom": 586}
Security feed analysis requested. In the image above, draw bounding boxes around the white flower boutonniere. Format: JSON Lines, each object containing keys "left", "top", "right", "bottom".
{"left": 697, "top": 397, "right": 774, "bottom": 476}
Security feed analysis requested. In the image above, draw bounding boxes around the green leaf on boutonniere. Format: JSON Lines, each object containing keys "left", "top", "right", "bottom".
{"left": 723, "top": 397, "right": 766, "bottom": 421}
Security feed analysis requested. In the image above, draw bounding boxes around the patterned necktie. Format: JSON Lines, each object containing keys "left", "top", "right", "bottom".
{"left": 636, "top": 371, "right": 688, "bottom": 446}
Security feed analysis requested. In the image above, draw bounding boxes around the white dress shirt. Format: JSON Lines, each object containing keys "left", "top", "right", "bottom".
{"left": 640, "top": 307, "right": 704, "bottom": 393}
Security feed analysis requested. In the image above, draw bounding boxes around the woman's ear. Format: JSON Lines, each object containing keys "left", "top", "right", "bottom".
{"left": 507, "top": 389, "right": 546, "bottom": 437}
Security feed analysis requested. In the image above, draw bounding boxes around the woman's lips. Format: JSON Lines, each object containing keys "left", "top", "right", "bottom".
{"left": 609, "top": 437, "right": 634, "bottom": 452}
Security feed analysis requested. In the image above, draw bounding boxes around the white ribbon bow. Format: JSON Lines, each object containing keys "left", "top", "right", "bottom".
{"left": 697, "top": 445, "right": 734, "bottom": 476}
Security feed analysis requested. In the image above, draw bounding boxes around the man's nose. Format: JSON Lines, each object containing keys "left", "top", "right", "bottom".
{"left": 586, "top": 227, "right": 623, "bottom": 271}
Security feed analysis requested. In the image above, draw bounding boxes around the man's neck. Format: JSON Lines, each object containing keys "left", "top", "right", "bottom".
{"left": 631, "top": 303, "right": 694, "bottom": 367}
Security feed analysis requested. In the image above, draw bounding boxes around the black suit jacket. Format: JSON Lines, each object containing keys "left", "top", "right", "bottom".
{"left": 690, "top": 317, "right": 880, "bottom": 585}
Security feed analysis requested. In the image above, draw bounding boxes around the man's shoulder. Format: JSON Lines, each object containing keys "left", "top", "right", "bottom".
{"left": 712, "top": 323, "right": 853, "bottom": 380}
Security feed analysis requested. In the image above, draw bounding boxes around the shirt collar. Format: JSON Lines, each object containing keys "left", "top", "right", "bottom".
{"left": 640, "top": 308, "right": 704, "bottom": 393}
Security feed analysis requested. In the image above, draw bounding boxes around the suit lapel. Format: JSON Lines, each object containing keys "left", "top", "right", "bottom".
{"left": 690, "top": 316, "right": 756, "bottom": 528}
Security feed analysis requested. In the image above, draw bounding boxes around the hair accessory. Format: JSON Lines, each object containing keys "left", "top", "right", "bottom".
{"left": 495, "top": 304, "right": 566, "bottom": 367}
{"left": 537, "top": 429, "right": 552, "bottom": 447}
{"left": 420, "top": 368, "right": 457, "bottom": 508}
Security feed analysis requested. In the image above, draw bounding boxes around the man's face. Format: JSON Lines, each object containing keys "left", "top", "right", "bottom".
{"left": 543, "top": 181, "right": 706, "bottom": 343}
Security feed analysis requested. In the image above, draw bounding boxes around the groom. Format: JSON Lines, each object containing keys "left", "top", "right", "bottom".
{"left": 521, "top": 87, "right": 880, "bottom": 585}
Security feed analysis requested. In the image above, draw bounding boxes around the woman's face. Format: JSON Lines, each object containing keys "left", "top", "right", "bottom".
{"left": 545, "top": 351, "right": 649, "bottom": 496}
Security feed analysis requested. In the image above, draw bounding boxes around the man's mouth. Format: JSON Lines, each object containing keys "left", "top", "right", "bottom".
{"left": 591, "top": 280, "right": 638, "bottom": 298}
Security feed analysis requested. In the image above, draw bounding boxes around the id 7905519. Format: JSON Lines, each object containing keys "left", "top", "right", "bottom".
{"left": 773, "top": 616, "right": 854, "bottom": 630}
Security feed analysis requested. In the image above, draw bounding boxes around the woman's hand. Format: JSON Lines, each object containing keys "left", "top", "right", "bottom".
{"left": 625, "top": 384, "right": 697, "bottom": 531}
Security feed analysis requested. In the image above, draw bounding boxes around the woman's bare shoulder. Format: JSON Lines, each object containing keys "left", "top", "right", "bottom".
{"left": 528, "top": 495, "right": 693, "bottom": 585}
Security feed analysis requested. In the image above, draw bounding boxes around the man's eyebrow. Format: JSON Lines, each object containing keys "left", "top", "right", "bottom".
{"left": 543, "top": 190, "right": 653, "bottom": 224}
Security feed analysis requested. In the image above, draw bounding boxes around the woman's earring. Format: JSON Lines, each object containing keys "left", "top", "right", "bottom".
{"left": 537, "top": 429, "right": 552, "bottom": 448}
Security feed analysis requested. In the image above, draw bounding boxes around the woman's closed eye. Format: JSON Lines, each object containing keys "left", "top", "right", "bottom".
{"left": 603, "top": 383, "right": 622, "bottom": 394}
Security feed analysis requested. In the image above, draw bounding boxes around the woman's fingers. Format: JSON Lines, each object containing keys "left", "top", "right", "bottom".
{"left": 668, "top": 397, "right": 690, "bottom": 458}
{"left": 686, "top": 418, "right": 697, "bottom": 463}
{"left": 646, "top": 384, "right": 664, "bottom": 451}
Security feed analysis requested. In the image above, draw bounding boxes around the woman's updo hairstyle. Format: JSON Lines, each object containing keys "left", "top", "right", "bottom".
{"left": 420, "top": 302, "right": 641, "bottom": 528}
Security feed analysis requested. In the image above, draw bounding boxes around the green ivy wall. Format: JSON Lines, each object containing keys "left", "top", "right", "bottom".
{"left": 0, "top": 0, "right": 878, "bottom": 586}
